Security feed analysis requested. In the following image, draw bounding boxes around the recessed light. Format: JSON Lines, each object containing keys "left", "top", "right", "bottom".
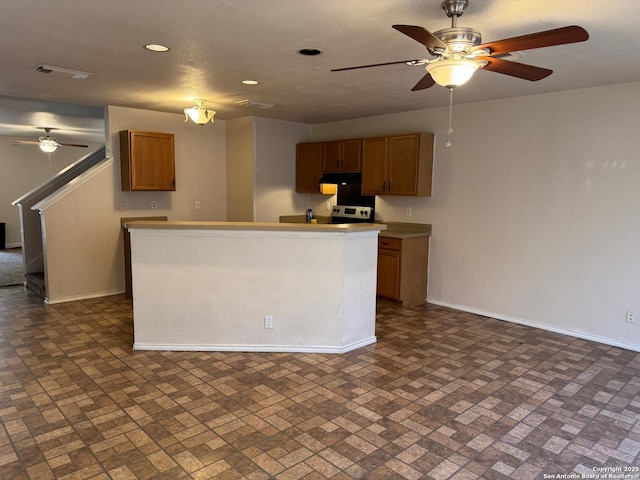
{"left": 242, "top": 80, "right": 259, "bottom": 85}
{"left": 144, "top": 44, "right": 170, "bottom": 52}
{"left": 298, "top": 48, "right": 322, "bottom": 56}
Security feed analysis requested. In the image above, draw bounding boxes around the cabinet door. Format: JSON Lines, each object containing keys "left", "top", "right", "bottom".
{"left": 121, "top": 130, "right": 175, "bottom": 191}
{"left": 377, "top": 248, "right": 401, "bottom": 299}
{"left": 296, "top": 143, "right": 323, "bottom": 193}
{"left": 388, "top": 134, "right": 420, "bottom": 195}
{"left": 322, "top": 141, "right": 341, "bottom": 172}
{"left": 340, "top": 139, "right": 362, "bottom": 172}
{"left": 322, "top": 139, "right": 362, "bottom": 172}
{"left": 362, "top": 137, "right": 388, "bottom": 195}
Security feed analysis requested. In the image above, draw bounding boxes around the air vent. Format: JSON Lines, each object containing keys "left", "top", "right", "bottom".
{"left": 235, "top": 100, "right": 275, "bottom": 109}
{"left": 34, "top": 64, "right": 91, "bottom": 80}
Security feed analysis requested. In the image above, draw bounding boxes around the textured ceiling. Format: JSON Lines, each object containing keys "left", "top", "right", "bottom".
{"left": 0, "top": 0, "right": 638, "bottom": 141}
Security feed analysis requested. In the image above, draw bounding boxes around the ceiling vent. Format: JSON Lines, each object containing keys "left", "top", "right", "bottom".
{"left": 235, "top": 99, "right": 275, "bottom": 109}
{"left": 34, "top": 64, "right": 92, "bottom": 80}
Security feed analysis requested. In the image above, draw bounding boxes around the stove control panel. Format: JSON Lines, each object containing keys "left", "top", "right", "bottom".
{"left": 331, "top": 205, "right": 373, "bottom": 221}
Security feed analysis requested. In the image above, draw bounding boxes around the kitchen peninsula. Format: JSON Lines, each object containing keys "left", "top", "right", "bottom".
{"left": 126, "top": 220, "right": 386, "bottom": 353}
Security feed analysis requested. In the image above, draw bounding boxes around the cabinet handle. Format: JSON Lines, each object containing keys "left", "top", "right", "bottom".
{"left": 381, "top": 241, "right": 390, "bottom": 246}
{"left": 388, "top": 181, "right": 391, "bottom": 192}
{"left": 382, "top": 181, "right": 386, "bottom": 191}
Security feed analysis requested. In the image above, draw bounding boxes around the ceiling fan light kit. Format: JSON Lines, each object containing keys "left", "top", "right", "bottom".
{"left": 184, "top": 99, "right": 216, "bottom": 126}
{"left": 426, "top": 57, "right": 480, "bottom": 88}
{"left": 38, "top": 138, "right": 59, "bottom": 153}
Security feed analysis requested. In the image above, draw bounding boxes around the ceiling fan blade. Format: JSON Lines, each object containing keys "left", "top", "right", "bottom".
{"left": 480, "top": 57, "right": 552, "bottom": 81}
{"left": 475, "top": 26, "right": 588, "bottom": 55}
{"left": 58, "top": 142, "right": 89, "bottom": 148}
{"left": 411, "top": 72, "right": 435, "bottom": 91}
{"left": 392, "top": 25, "right": 448, "bottom": 52}
{"left": 13, "top": 140, "right": 41, "bottom": 146}
{"left": 331, "top": 59, "right": 425, "bottom": 72}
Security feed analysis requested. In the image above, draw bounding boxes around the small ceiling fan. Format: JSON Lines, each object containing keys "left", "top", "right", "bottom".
{"left": 13, "top": 127, "right": 89, "bottom": 153}
{"left": 331, "top": 0, "right": 589, "bottom": 91}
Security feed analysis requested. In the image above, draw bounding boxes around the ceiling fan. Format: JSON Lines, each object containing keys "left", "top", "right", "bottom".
{"left": 331, "top": 0, "right": 589, "bottom": 91}
{"left": 13, "top": 127, "right": 89, "bottom": 153}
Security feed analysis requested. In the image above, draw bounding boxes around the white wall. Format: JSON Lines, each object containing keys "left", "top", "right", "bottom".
{"left": 253, "top": 117, "right": 311, "bottom": 221}
{"left": 106, "top": 105, "right": 227, "bottom": 221}
{"left": 225, "top": 116, "right": 312, "bottom": 222}
{"left": 0, "top": 136, "right": 102, "bottom": 247}
{"left": 129, "top": 225, "right": 379, "bottom": 352}
{"left": 307, "top": 81, "right": 640, "bottom": 351}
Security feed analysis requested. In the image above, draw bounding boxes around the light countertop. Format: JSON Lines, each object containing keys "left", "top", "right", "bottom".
{"left": 277, "top": 215, "right": 431, "bottom": 238}
{"left": 126, "top": 220, "right": 386, "bottom": 234}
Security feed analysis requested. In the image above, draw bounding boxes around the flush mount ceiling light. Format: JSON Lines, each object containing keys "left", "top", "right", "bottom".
{"left": 184, "top": 99, "right": 216, "bottom": 126}
{"left": 241, "top": 80, "right": 259, "bottom": 85}
{"left": 144, "top": 43, "right": 170, "bottom": 52}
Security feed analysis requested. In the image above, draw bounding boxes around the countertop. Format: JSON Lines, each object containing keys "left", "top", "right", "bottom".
{"left": 379, "top": 222, "right": 431, "bottom": 239}
{"left": 126, "top": 220, "right": 386, "bottom": 234}
{"left": 278, "top": 215, "right": 431, "bottom": 239}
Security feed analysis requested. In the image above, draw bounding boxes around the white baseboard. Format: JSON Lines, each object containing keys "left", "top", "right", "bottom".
{"left": 133, "top": 336, "right": 377, "bottom": 354}
{"left": 428, "top": 299, "right": 640, "bottom": 353}
{"left": 45, "top": 289, "right": 126, "bottom": 305}
{"left": 2, "top": 242, "right": 22, "bottom": 249}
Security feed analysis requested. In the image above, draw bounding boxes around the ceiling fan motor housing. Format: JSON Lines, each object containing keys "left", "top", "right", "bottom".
{"left": 433, "top": 27, "right": 482, "bottom": 54}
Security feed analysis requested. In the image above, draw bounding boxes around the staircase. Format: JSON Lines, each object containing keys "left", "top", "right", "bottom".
{"left": 12, "top": 146, "right": 106, "bottom": 301}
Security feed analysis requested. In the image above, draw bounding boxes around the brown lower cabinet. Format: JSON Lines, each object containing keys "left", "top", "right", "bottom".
{"left": 377, "top": 236, "right": 429, "bottom": 307}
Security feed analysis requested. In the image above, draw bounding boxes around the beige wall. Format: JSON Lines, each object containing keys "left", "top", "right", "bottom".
{"left": 226, "top": 116, "right": 312, "bottom": 222}
{"left": 226, "top": 117, "right": 255, "bottom": 221}
{"left": 106, "top": 105, "right": 227, "bottom": 221}
{"left": 30, "top": 105, "right": 227, "bottom": 302}
{"left": 308, "top": 81, "right": 640, "bottom": 351}
{"left": 253, "top": 117, "right": 311, "bottom": 222}
{"left": 0, "top": 137, "right": 102, "bottom": 246}
{"left": 38, "top": 159, "right": 122, "bottom": 302}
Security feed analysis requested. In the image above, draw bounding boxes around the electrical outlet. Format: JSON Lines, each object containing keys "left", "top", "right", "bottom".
{"left": 406, "top": 207, "right": 412, "bottom": 217}
{"left": 264, "top": 315, "right": 274, "bottom": 329}
{"left": 151, "top": 200, "right": 157, "bottom": 209}
{"left": 626, "top": 310, "right": 635, "bottom": 324}
{"left": 195, "top": 201, "right": 201, "bottom": 210}
{"left": 119, "top": 201, "right": 126, "bottom": 212}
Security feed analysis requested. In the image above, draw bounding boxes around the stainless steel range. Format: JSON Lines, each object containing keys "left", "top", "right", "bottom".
{"left": 330, "top": 205, "right": 374, "bottom": 224}
{"left": 319, "top": 172, "right": 375, "bottom": 224}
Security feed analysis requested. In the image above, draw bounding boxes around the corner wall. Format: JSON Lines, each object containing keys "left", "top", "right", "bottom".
{"left": 106, "top": 106, "right": 227, "bottom": 222}
{"left": 0, "top": 137, "right": 102, "bottom": 247}
{"left": 308, "top": 81, "right": 640, "bottom": 351}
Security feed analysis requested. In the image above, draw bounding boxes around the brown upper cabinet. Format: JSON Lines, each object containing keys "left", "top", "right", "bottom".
{"left": 120, "top": 130, "right": 176, "bottom": 191}
{"left": 295, "top": 142, "right": 323, "bottom": 193}
{"left": 362, "top": 133, "right": 434, "bottom": 196}
{"left": 322, "top": 139, "right": 362, "bottom": 172}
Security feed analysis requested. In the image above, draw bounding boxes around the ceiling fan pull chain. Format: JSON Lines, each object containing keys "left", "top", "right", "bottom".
{"left": 446, "top": 87, "right": 454, "bottom": 147}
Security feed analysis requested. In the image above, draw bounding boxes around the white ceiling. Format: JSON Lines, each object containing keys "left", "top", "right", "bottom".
{"left": 1, "top": 0, "right": 639, "bottom": 141}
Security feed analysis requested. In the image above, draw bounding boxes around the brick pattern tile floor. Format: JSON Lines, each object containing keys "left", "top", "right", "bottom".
{"left": 1, "top": 287, "right": 639, "bottom": 479}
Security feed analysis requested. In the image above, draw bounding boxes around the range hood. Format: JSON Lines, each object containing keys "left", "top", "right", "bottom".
{"left": 318, "top": 172, "right": 362, "bottom": 185}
